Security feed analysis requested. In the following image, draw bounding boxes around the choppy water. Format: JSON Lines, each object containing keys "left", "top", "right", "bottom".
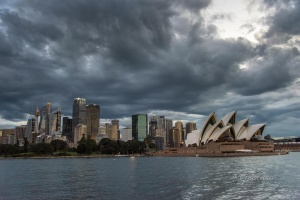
{"left": 0, "top": 153, "right": 300, "bottom": 200}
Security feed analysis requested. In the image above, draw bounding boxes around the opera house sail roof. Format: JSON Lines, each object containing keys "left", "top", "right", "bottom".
{"left": 185, "top": 111, "right": 266, "bottom": 147}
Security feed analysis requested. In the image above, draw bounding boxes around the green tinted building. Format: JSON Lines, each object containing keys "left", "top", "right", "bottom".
{"left": 132, "top": 114, "right": 148, "bottom": 141}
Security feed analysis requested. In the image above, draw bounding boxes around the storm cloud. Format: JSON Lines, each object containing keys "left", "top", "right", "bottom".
{"left": 0, "top": 0, "right": 299, "bottom": 137}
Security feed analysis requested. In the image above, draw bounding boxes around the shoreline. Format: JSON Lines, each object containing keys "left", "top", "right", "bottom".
{"left": 0, "top": 151, "right": 291, "bottom": 159}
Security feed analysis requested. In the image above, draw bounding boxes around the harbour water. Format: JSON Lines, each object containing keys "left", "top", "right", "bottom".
{"left": 0, "top": 153, "right": 300, "bottom": 200}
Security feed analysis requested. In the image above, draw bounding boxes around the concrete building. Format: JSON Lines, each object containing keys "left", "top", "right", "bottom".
{"left": 25, "top": 116, "right": 36, "bottom": 143}
{"left": 105, "top": 123, "right": 118, "bottom": 141}
{"left": 168, "top": 128, "right": 180, "bottom": 148}
{"left": 149, "top": 116, "right": 165, "bottom": 137}
{"left": 72, "top": 98, "right": 86, "bottom": 141}
{"left": 1, "top": 129, "right": 15, "bottom": 144}
{"left": 96, "top": 133, "right": 108, "bottom": 144}
{"left": 15, "top": 125, "right": 26, "bottom": 145}
{"left": 186, "top": 122, "right": 197, "bottom": 136}
{"left": 132, "top": 114, "right": 148, "bottom": 141}
{"left": 99, "top": 126, "right": 106, "bottom": 135}
{"left": 49, "top": 109, "right": 61, "bottom": 135}
{"left": 111, "top": 119, "right": 120, "bottom": 139}
{"left": 74, "top": 124, "right": 87, "bottom": 144}
{"left": 121, "top": 128, "right": 132, "bottom": 142}
{"left": 39, "top": 102, "right": 52, "bottom": 134}
{"left": 153, "top": 136, "right": 165, "bottom": 150}
{"left": 175, "top": 121, "right": 184, "bottom": 142}
{"left": 165, "top": 119, "right": 173, "bottom": 147}
{"left": 86, "top": 104, "right": 100, "bottom": 140}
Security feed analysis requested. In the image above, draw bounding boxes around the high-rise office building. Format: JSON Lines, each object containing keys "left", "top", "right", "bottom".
{"left": 111, "top": 120, "right": 120, "bottom": 139}
{"left": 106, "top": 123, "right": 118, "bottom": 141}
{"left": 39, "top": 102, "right": 52, "bottom": 134}
{"left": 186, "top": 122, "right": 197, "bottom": 136}
{"left": 72, "top": 98, "right": 86, "bottom": 141}
{"left": 62, "top": 117, "right": 73, "bottom": 141}
{"left": 15, "top": 125, "right": 26, "bottom": 144}
{"left": 25, "top": 116, "right": 36, "bottom": 143}
{"left": 86, "top": 104, "right": 100, "bottom": 140}
{"left": 175, "top": 121, "right": 184, "bottom": 141}
{"left": 121, "top": 128, "right": 132, "bottom": 142}
{"left": 1, "top": 129, "right": 15, "bottom": 144}
{"left": 168, "top": 128, "right": 180, "bottom": 148}
{"left": 49, "top": 109, "right": 61, "bottom": 135}
{"left": 149, "top": 116, "right": 165, "bottom": 137}
{"left": 74, "top": 124, "right": 87, "bottom": 144}
{"left": 132, "top": 114, "right": 148, "bottom": 141}
{"left": 165, "top": 119, "right": 173, "bottom": 147}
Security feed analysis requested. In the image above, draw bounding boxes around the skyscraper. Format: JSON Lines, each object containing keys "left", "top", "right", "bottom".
{"left": 86, "top": 104, "right": 100, "bottom": 140}
{"left": 111, "top": 119, "right": 120, "bottom": 139}
{"left": 186, "top": 122, "right": 197, "bottom": 136}
{"left": 149, "top": 116, "right": 165, "bottom": 137}
{"left": 39, "top": 102, "right": 52, "bottom": 134}
{"left": 72, "top": 98, "right": 86, "bottom": 141}
{"left": 175, "top": 121, "right": 184, "bottom": 141}
{"left": 168, "top": 128, "right": 180, "bottom": 148}
{"left": 62, "top": 117, "right": 72, "bottom": 141}
{"left": 25, "top": 116, "right": 36, "bottom": 143}
{"left": 132, "top": 114, "right": 148, "bottom": 141}
{"left": 121, "top": 128, "right": 132, "bottom": 142}
{"left": 74, "top": 124, "right": 87, "bottom": 143}
{"left": 49, "top": 109, "right": 61, "bottom": 135}
{"left": 165, "top": 119, "right": 173, "bottom": 147}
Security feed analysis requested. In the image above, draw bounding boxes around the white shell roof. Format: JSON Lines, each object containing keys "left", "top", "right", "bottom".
{"left": 201, "top": 120, "right": 224, "bottom": 144}
{"left": 233, "top": 119, "right": 249, "bottom": 138}
{"left": 220, "top": 111, "right": 236, "bottom": 125}
{"left": 238, "top": 124, "right": 265, "bottom": 140}
{"left": 199, "top": 112, "right": 217, "bottom": 141}
{"left": 185, "top": 130, "right": 201, "bottom": 147}
{"left": 185, "top": 111, "right": 266, "bottom": 146}
{"left": 208, "top": 125, "right": 234, "bottom": 142}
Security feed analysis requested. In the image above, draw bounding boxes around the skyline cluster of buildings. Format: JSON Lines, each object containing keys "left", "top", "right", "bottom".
{"left": 0, "top": 98, "right": 198, "bottom": 150}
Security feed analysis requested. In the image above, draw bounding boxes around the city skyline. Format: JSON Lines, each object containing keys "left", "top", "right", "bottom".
{"left": 1, "top": 0, "right": 300, "bottom": 137}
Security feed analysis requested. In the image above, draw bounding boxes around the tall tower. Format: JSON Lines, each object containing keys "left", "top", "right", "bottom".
{"left": 49, "top": 109, "right": 62, "bottom": 135}
{"left": 34, "top": 107, "right": 40, "bottom": 134}
{"left": 111, "top": 120, "right": 119, "bottom": 139}
{"left": 39, "top": 102, "right": 52, "bottom": 134}
{"left": 72, "top": 98, "right": 86, "bottom": 141}
{"left": 62, "top": 117, "right": 73, "bottom": 141}
{"left": 165, "top": 119, "right": 173, "bottom": 146}
{"left": 132, "top": 114, "right": 148, "bottom": 141}
{"left": 45, "top": 102, "right": 52, "bottom": 135}
{"left": 186, "top": 122, "right": 197, "bottom": 136}
{"left": 175, "top": 121, "right": 184, "bottom": 141}
{"left": 86, "top": 104, "right": 100, "bottom": 140}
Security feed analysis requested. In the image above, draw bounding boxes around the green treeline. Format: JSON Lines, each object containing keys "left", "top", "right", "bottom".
{"left": 0, "top": 136, "right": 156, "bottom": 157}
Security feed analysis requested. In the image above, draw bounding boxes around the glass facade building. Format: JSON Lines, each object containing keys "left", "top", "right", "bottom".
{"left": 132, "top": 114, "right": 148, "bottom": 141}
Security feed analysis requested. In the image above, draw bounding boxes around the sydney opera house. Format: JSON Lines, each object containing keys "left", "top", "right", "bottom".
{"left": 185, "top": 111, "right": 266, "bottom": 146}
{"left": 155, "top": 111, "right": 279, "bottom": 156}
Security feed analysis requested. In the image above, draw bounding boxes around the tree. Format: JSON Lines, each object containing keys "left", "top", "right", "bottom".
{"left": 23, "top": 137, "right": 29, "bottom": 153}
{"left": 98, "top": 138, "right": 118, "bottom": 154}
{"left": 33, "top": 143, "right": 54, "bottom": 155}
{"left": 77, "top": 135, "right": 97, "bottom": 154}
{"left": 50, "top": 139, "right": 68, "bottom": 152}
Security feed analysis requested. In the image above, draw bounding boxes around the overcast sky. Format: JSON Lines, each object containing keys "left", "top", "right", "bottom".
{"left": 0, "top": 0, "right": 300, "bottom": 137}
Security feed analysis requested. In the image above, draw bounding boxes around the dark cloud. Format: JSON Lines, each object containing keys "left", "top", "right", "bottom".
{"left": 176, "top": 0, "right": 211, "bottom": 13}
{"left": 263, "top": 0, "right": 300, "bottom": 36}
{"left": 0, "top": 0, "right": 299, "bottom": 136}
